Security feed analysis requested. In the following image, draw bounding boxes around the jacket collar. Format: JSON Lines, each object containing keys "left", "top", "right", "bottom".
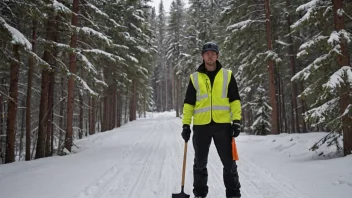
{"left": 197, "top": 60, "right": 222, "bottom": 74}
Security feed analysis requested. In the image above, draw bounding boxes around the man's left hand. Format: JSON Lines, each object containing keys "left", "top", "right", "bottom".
{"left": 231, "top": 120, "right": 241, "bottom": 138}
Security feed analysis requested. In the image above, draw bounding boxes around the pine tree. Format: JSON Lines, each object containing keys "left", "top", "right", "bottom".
{"left": 251, "top": 85, "right": 272, "bottom": 135}
{"left": 167, "top": 0, "right": 186, "bottom": 116}
{"left": 292, "top": 0, "right": 352, "bottom": 155}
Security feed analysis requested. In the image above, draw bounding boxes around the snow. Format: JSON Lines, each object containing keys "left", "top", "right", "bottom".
{"left": 264, "top": 50, "right": 282, "bottom": 63}
{"left": 296, "top": 0, "right": 320, "bottom": 12}
{"left": 126, "top": 55, "right": 139, "bottom": 63}
{"left": 337, "top": 8, "right": 344, "bottom": 17}
{"left": 292, "top": 53, "right": 331, "bottom": 81}
{"left": 136, "top": 46, "right": 149, "bottom": 53}
{"left": 328, "top": 31, "right": 340, "bottom": 46}
{"left": 227, "top": 20, "right": 265, "bottom": 32}
{"left": 85, "top": 3, "right": 109, "bottom": 18}
{"left": 1, "top": 112, "right": 352, "bottom": 198}
{"left": 275, "top": 40, "right": 291, "bottom": 46}
{"left": 77, "top": 53, "right": 98, "bottom": 75}
{"left": 299, "top": 36, "right": 329, "bottom": 51}
{"left": 323, "top": 66, "right": 352, "bottom": 89}
{"left": 297, "top": 49, "right": 308, "bottom": 58}
{"left": 340, "top": 29, "right": 351, "bottom": 43}
{"left": 113, "top": 44, "right": 129, "bottom": 50}
{"left": 85, "top": 3, "right": 121, "bottom": 28}
{"left": 132, "top": 13, "right": 145, "bottom": 22}
{"left": 291, "top": 0, "right": 324, "bottom": 29}
{"left": 93, "top": 77, "right": 108, "bottom": 87}
{"left": 52, "top": 0, "right": 71, "bottom": 14}
{"left": 328, "top": 30, "right": 352, "bottom": 46}
{"left": 0, "top": 17, "right": 32, "bottom": 49}
{"left": 304, "top": 98, "right": 339, "bottom": 124}
{"left": 83, "top": 49, "right": 125, "bottom": 62}
{"left": 76, "top": 76, "right": 98, "bottom": 96}
{"left": 80, "top": 27, "right": 112, "bottom": 45}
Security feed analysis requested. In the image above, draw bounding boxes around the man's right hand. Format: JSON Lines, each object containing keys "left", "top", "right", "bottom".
{"left": 181, "top": 124, "right": 191, "bottom": 142}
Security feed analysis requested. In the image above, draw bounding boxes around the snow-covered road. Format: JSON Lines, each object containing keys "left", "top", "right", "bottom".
{"left": 1, "top": 112, "right": 351, "bottom": 198}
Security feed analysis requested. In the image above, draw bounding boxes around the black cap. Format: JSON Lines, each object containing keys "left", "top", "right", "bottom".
{"left": 202, "top": 42, "right": 219, "bottom": 54}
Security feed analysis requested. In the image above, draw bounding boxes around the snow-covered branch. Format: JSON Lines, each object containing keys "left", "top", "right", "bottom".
{"left": 305, "top": 98, "right": 339, "bottom": 124}
{"left": 0, "top": 17, "right": 31, "bottom": 49}
{"left": 79, "top": 27, "right": 112, "bottom": 45}
{"left": 292, "top": 52, "right": 332, "bottom": 81}
{"left": 227, "top": 19, "right": 265, "bottom": 31}
{"left": 51, "top": 0, "right": 72, "bottom": 14}
{"left": 323, "top": 66, "right": 352, "bottom": 89}
{"left": 77, "top": 53, "right": 98, "bottom": 75}
{"left": 82, "top": 49, "right": 125, "bottom": 62}
{"left": 296, "top": 0, "right": 322, "bottom": 12}
{"left": 84, "top": 3, "right": 122, "bottom": 28}
{"left": 299, "top": 36, "right": 328, "bottom": 51}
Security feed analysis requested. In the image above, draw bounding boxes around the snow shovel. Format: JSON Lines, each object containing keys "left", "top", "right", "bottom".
{"left": 172, "top": 142, "right": 190, "bottom": 198}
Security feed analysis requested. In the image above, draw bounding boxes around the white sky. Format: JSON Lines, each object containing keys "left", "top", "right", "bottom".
{"left": 0, "top": 111, "right": 351, "bottom": 198}
{"left": 150, "top": 0, "right": 188, "bottom": 14}
{"left": 150, "top": 0, "right": 173, "bottom": 13}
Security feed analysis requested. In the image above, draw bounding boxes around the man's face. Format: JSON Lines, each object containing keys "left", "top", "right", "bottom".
{"left": 202, "top": 50, "right": 218, "bottom": 71}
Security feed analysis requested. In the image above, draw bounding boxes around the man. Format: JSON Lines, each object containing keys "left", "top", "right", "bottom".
{"left": 181, "top": 42, "right": 242, "bottom": 198}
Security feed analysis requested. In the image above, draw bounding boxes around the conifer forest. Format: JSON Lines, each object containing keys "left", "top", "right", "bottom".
{"left": 0, "top": 0, "right": 351, "bottom": 164}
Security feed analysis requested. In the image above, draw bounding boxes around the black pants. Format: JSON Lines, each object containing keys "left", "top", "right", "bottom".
{"left": 192, "top": 124, "right": 241, "bottom": 197}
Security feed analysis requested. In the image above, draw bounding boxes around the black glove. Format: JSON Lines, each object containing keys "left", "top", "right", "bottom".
{"left": 181, "top": 124, "right": 191, "bottom": 142}
{"left": 231, "top": 120, "right": 241, "bottom": 138}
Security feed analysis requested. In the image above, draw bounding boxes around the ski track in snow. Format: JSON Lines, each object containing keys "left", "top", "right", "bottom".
{"left": 72, "top": 114, "right": 309, "bottom": 198}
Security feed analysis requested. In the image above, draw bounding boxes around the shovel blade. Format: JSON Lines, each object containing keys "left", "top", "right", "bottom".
{"left": 172, "top": 191, "right": 190, "bottom": 198}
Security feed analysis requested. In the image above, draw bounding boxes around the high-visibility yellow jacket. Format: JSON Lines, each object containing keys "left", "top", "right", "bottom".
{"left": 182, "top": 62, "right": 241, "bottom": 125}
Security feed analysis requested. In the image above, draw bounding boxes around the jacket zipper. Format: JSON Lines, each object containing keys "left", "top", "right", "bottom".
{"left": 205, "top": 78, "right": 212, "bottom": 121}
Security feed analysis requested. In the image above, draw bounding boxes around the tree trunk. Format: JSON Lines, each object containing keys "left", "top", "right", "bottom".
{"left": 36, "top": 67, "right": 49, "bottom": 159}
{"left": 276, "top": 67, "right": 282, "bottom": 132}
{"left": 280, "top": 76, "right": 288, "bottom": 132}
{"left": 165, "top": 65, "right": 168, "bottom": 111}
{"left": 45, "top": 71, "right": 54, "bottom": 156}
{"left": 171, "top": 66, "right": 175, "bottom": 111}
{"left": 103, "top": 90, "right": 109, "bottom": 131}
{"left": 19, "top": 99, "right": 25, "bottom": 161}
{"left": 93, "top": 97, "right": 96, "bottom": 132}
{"left": 58, "top": 76, "right": 65, "bottom": 153}
{"left": 5, "top": 44, "right": 20, "bottom": 163}
{"left": 130, "top": 80, "right": 137, "bottom": 121}
{"left": 112, "top": 87, "right": 117, "bottom": 128}
{"left": 98, "top": 99, "right": 102, "bottom": 132}
{"left": 0, "top": 96, "right": 3, "bottom": 163}
{"left": 160, "top": 78, "right": 164, "bottom": 112}
{"left": 333, "top": 0, "right": 352, "bottom": 156}
{"left": 109, "top": 91, "right": 113, "bottom": 129}
{"left": 286, "top": 0, "right": 299, "bottom": 133}
{"left": 35, "top": 17, "right": 54, "bottom": 159}
{"left": 79, "top": 64, "right": 84, "bottom": 138}
{"left": 79, "top": 92, "right": 83, "bottom": 139}
{"left": 264, "top": 0, "right": 278, "bottom": 134}
{"left": 296, "top": 59, "right": 308, "bottom": 132}
{"left": 37, "top": 14, "right": 57, "bottom": 159}
{"left": 124, "top": 88, "right": 128, "bottom": 124}
{"left": 99, "top": 99, "right": 102, "bottom": 132}
{"left": 116, "top": 92, "right": 121, "bottom": 127}
{"left": 26, "top": 21, "right": 36, "bottom": 161}
{"left": 65, "top": 0, "right": 79, "bottom": 152}
{"left": 90, "top": 97, "right": 96, "bottom": 134}
{"left": 89, "top": 97, "right": 92, "bottom": 135}
{"left": 144, "top": 91, "right": 146, "bottom": 118}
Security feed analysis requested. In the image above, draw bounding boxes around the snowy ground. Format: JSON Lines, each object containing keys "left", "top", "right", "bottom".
{"left": 1, "top": 111, "right": 351, "bottom": 198}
